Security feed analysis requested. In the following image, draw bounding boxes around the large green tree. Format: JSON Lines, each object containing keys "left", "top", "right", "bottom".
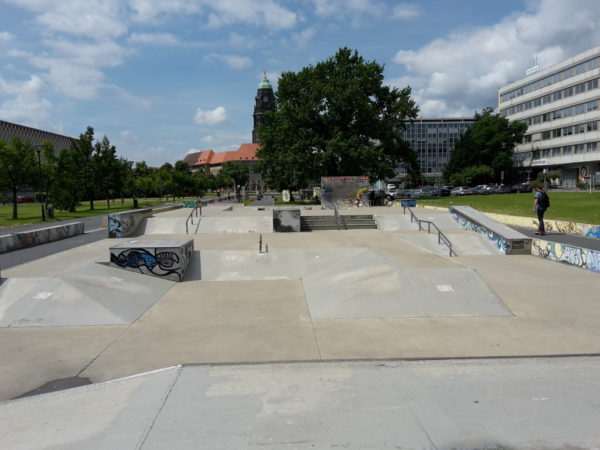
{"left": 257, "top": 47, "right": 419, "bottom": 190}
{"left": 219, "top": 161, "right": 249, "bottom": 188}
{"left": 442, "top": 108, "right": 527, "bottom": 184}
{"left": 0, "top": 137, "right": 37, "bottom": 219}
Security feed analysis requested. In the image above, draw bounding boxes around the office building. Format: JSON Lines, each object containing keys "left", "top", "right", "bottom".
{"left": 499, "top": 47, "right": 600, "bottom": 187}
{"left": 398, "top": 118, "right": 474, "bottom": 180}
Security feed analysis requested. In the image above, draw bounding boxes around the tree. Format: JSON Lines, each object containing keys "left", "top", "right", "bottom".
{"left": 219, "top": 161, "right": 249, "bottom": 188}
{"left": 71, "top": 126, "right": 96, "bottom": 210}
{"left": 93, "top": 135, "right": 120, "bottom": 208}
{"left": 257, "top": 47, "right": 419, "bottom": 190}
{"left": 0, "top": 137, "right": 37, "bottom": 219}
{"left": 442, "top": 108, "right": 527, "bottom": 183}
{"left": 48, "top": 147, "right": 81, "bottom": 212}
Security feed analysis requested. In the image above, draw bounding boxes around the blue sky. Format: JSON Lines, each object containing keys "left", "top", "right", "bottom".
{"left": 1, "top": 0, "right": 600, "bottom": 166}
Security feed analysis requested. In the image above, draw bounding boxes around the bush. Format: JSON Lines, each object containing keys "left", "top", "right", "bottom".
{"left": 576, "top": 181, "right": 588, "bottom": 190}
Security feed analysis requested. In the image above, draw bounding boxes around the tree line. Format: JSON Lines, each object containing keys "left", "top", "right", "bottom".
{"left": 0, "top": 126, "right": 250, "bottom": 219}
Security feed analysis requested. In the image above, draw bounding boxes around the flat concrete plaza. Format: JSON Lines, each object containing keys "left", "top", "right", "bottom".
{"left": 1, "top": 204, "right": 599, "bottom": 448}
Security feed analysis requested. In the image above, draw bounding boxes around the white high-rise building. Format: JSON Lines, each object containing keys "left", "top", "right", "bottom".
{"left": 498, "top": 47, "right": 600, "bottom": 187}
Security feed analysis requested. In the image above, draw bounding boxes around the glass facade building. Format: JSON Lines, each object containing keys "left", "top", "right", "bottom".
{"left": 398, "top": 118, "right": 474, "bottom": 180}
{"left": 499, "top": 46, "right": 600, "bottom": 187}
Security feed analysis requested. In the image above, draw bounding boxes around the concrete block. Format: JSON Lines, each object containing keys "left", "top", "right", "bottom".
{"left": 14, "top": 222, "right": 84, "bottom": 249}
{"left": 107, "top": 208, "right": 153, "bottom": 238}
{"left": 0, "top": 234, "right": 21, "bottom": 253}
{"left": 110, "top": 239, "right": 194, "bottom": 282}
{"left": 273, "top": 209, "right": 301, "bottom": 232}
{"left": 450, "top": 206, "right": 531, "bottom": 255}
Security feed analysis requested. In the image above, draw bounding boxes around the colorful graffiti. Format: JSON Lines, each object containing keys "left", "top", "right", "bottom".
{"left": 320, "top": 176, "right": 370, "bottom": 209}
{"left": 484, "top": 212, "right": 600, "bottom": 241}
{"left": 532, "top": 239, "right": 600, "bottom": 273}
{"left": 108, "top": 213, "right": 136, "bottom": 238}
{"left": 451, "top": 211, "right": 508, "bottom": 253}
{"left": 110, "top": 239, "right": 194, "bottom": 281}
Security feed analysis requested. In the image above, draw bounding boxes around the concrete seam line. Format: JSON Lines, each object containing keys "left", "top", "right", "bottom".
{"left": 137, "top": 365, "right": 183, "bottom": 449}
{"left": 300, "top": 276, "right": 323, "bottom": 361}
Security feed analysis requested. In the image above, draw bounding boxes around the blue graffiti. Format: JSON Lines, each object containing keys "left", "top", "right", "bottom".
{"left": 585, "top": 226, "right": 600, "bottom": 239}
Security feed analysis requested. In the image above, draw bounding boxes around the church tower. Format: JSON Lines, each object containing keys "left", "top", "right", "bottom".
{"left": 252, "top": 73, "right": 276, "bottom": 144}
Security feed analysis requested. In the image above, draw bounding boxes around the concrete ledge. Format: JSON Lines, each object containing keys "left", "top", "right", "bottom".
{"left": 0, "top": 222, "right": 84, "bottom": 254}
{"left": 107, "top": 208, "right": 153, "bottom": 238}
{"left": 450, "top": 206, "right": 531, "bottom": 255}
{"left": 533, "top": 239, "right": 600, "bottom": 273}
{"left": 483, "top": 212, "right": 600, "bottom": 240}
{"left": 110, "top": 238, "right": 194, "bottom": 282}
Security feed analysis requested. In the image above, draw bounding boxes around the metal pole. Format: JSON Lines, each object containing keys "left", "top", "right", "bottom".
{"left": 35, "top": 146, "right": 46, "bottom": 221}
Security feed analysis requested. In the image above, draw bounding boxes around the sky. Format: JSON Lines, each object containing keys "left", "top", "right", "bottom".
{"left": 1, "top": 0, "right": 600, "bottom": 167}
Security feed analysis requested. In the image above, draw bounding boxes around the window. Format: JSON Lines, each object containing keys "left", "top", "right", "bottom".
{"left": 587, "top": 121, "right": 598, "bottom": 132}
{"left": 563, "top": 145, "right": 572, "bottom": 155}
{"left": 575, "top": 124, "right": 585, "bottom": 134}
{"left": 552, "top": 129, "right": 562, "bottom": 138}
{"left": 588, "top": 142, "right": 598, "bottom": 152}
{"left": 563, "top": 126, "right": 573, "bottom": 136}
{"left": 552, "top": 147, "right": 562, "bottom": 156}
{"left": 575, "top": 144, "right": 585, "bottom": 154}
{"left": 541, "top": 131, "right": 551, "bottom": 140}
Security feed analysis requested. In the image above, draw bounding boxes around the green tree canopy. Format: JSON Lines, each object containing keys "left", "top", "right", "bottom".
{"left": 257, "top": 47, "right": 419, "bottom": 190}
{"left": 219, "top": 161, "right": 249, "bottom": 188}
{"left": 442, "top": 108, "right": 527, "bottom": 184}
{"left": 0, "top": 137, "right": 37, "bottom": 219}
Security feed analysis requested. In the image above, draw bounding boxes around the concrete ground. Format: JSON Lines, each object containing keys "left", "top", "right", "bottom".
{"left": 1, "top": 204, "right": 600, "bottom": 448}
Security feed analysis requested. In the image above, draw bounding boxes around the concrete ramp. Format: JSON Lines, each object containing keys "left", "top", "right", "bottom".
{"left": 199, "top": 248, "right": 511, "bottom": 319}
{"left": 0, "top": 263, "right": 174, "bottom": 327}
{"left": 196, "top": 216, "right": 273, "bottom": 234}
{"left": 137, "top": 217, "right": 188, "bottom": 234}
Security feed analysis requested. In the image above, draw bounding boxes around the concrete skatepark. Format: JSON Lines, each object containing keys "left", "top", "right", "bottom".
{"left": 1, "top": 203, "right": 600, "bottom": 448}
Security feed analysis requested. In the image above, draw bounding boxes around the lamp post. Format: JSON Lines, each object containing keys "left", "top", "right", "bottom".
{"left": 35, "top": 145, "right": 46, "bottom": 221}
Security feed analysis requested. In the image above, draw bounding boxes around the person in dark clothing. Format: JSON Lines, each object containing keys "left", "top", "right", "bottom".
{"left": 533, "top": 185, "right": 550, "bottom": 235}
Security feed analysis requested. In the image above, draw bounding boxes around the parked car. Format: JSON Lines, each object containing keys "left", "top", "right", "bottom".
{"left": 489, "top": 184, "right": 512, "bottom": 194}
{"left": 16, "top": 196, "right": 34, "bottom": 203}
{"left": 450, "top": 186, "right": 473, "bottom": 196}
{"left": 511, "top": 182, "right": 532, "bottom": 193}
{"left": 473, "top": 184, "right": 492, "bottom": 195}
{"left": 409, "top": 189, "right": 424, "bottom": 198}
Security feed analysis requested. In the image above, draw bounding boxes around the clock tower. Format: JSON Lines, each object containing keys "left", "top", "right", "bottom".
{"left": 252, "top": 73, "right": 275, "bottom": 144}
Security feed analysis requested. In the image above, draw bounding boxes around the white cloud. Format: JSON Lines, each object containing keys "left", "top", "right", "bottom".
{"left": 120, "top": 130, "right": 138, "bottom": 140}
{"left": 7, "top": 0, "right": 127, "bottom": 40}
{"left": 129, "top": 0, "right": 201, "bottom": 23}
{"left": 392, "top": 3, "right": 419, "bottom": 20}
{"left": 0, "top": 31, "right": 14, "bottom": 43}
{"left": 311, "top": 0, "right": 384, "bottom": 19}
{"left": 201, "top": 135, "right": 215, "bottom": 144}
{"left": 205, "top": 0, "right": 297, "bottom": 30}
{"left": 0, "top": 75, "right": 52, "bottom": 125}
{"left": 392, "top": 0, "right": 600, "bottom": 117}
{"left": 128, "top": 32, "right": 179, "bottom": 46}
{"left": 292, "top": 27, "right": 316, "bottom": 48}
{"left": 205, "top": 53, "right": 252, "bottom": 70}
{"left": 194, "top": 106, "right": 229, "bottom": 126}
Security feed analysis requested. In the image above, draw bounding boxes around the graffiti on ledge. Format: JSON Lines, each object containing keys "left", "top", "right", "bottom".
{"left": 532, "top": 240, "right": 600, "bottom": 273}
{"left": 108, "top": 213, "right": 137, "bottom": 238}
{"left": 110, "top": 248, "right": 187, "bottom": 280}
{"left": 451, "top": 211, "right": 507, "bottom": 253}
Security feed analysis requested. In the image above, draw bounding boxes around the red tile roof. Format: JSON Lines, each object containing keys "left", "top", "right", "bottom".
{"left": 185, "top": 143, "right": 260, "bottom": 168}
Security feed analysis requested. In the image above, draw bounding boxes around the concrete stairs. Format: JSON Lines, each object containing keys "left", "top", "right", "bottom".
{"left": 301, "top": 215, "right": 377, "bottom": 231}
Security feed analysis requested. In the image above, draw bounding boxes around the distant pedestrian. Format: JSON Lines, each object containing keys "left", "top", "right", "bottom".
{"left": 533, "top": 185, "right": 550, "bottom": 235}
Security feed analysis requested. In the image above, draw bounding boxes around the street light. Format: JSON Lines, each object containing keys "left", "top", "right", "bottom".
{"left": 35, "top": 145, "right": 46, "bottom": 221}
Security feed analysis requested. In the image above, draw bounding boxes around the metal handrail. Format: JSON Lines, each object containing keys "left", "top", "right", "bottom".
{"left": 185, "top": 201, "right": 202, "bottom": 234}
{"left": 403, "top": 206, "right": 457, "bottom": 257}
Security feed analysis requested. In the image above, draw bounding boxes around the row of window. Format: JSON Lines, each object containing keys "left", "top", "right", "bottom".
{"left": 500, "top": 56, "right": 599, "bottom": 102}
{"left": 533, "top": 142, "right": 598, "bottom": 159}
{"left": 500, "top": 78, "right": 599, "bottom": 116}
{"left": 518, "top": 99, "right": 599, "bottom": 126}
{"left": 523, "top": 120, "right": 598, "bottom": 142}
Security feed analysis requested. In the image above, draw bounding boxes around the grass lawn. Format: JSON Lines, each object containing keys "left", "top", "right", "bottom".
{"left": 418, "top": 191, "right": 600, "bottom": 225}
{"left": 0, "top": 197, "right": 195, "bottom": 229}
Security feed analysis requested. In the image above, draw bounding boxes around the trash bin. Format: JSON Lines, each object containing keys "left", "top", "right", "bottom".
{"left": 46, "top": 206, "right": 54, "bottom": 218}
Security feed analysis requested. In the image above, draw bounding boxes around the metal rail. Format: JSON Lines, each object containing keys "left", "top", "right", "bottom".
{"left": 185, "top": 201, "right": 202, "bottom": 234}
{"left": 403, "top": 206, "right": 457, "bottom": 257}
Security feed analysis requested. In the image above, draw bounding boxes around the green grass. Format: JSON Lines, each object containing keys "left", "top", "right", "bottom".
{"left": 0, "top": 197, "right": 196, "bottom": 229}
{"left": 418, "top": 191, "right": 600, "bottom": 225}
